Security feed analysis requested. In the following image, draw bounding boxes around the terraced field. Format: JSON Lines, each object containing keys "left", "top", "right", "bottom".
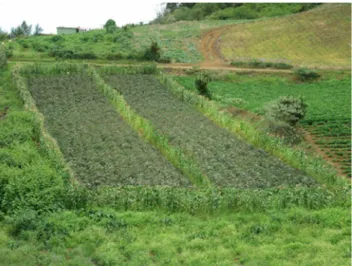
{"left": 103, "top": 74, "right": 315, "bottom": 188}
{"left": 27, "top": 73, "right": 189, "bottom": 187}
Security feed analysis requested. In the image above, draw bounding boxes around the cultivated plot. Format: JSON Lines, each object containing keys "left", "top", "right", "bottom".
{"left": 27, "top": 74, "right": 189, "bottom": 187}
{"left": 103, "top": 74, "right": 315, "bottom": 188}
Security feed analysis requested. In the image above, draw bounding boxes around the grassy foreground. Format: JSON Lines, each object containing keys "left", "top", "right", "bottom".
{"left": 220, "top": 4, "right": 351, "bottom": 67}
{"left": 0, "top": 207, "right": 350, "bottom": 266}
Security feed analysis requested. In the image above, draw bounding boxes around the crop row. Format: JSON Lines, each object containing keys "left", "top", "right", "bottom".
{"left": 27, "top": 73, "right": 189, "bottom": 187}
{"left": 103, "top": 74, "right": 315, "bottom": 188}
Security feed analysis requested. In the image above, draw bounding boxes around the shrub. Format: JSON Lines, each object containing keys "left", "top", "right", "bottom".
{"left": 144, "top": 41, "right": 161, "bottom": 61}
{"left": 104, "top": 19, "right": 117, "bottom": 33}
{"left": 294, "top": 68, "right": 320, "bottom": 81}
{"left": 195, "top": 72, "right": 212, "bottom": 99}
{"left": 0, "top": 45, "right": 6, "bottom": 69}
{"left": 51, "top": 35, "right": 64, "bottom": 43}
{"left": 265, "top": 96, "right": 307, "bottom": 126}
{"left": 263, "top": 119, "right": 302, "bottom": 145}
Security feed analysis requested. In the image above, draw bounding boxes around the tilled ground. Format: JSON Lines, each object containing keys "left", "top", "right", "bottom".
{"left": 28, "top": 74, "right": 189, "bottom": 187}
{"left": 104, "top": 74, "right": 316, "bottom": 188}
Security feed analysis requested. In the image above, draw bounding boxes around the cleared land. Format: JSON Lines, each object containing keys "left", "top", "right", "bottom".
{"left": 175, "top": 73, "right": 351, "bottom": 177}
{"left": 219, "top": 4, "right": 351, "bottom": 67}
{"left": 103, "top": 74, "right": 314, "bottom": 188}
{"left": 27, "top": 73, "right": 189, "bottom": 187}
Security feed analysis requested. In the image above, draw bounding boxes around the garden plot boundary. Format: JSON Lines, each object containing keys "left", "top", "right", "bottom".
{"left": 13, "top": 63, "right": 349, "bottom": 214}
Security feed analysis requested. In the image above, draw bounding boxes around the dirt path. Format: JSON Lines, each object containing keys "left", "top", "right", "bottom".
{"left": 199, "top": 26, "right": 230, "bottom": 64}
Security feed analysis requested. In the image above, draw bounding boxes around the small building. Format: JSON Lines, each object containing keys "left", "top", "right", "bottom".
{"left": 56, "top": 27, "right": 89, "bottom": 35}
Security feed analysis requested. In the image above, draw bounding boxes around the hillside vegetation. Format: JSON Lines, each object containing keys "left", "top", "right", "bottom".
{"left": 155, "top": 3, "right": 321, "bottom": 23}
{"left": 220, "top": 4, "right": 351, "bottom": 68}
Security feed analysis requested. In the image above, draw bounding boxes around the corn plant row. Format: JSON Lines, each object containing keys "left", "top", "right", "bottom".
{"left": 87, "top": 65, "right": 210, "bottom": 188}
{"left": 12, "top": 65, "right": 76, "bottom": 184}
{"left": 156, "top": 74, "right": 348, "bottom": 189}
{"left": 90, "top": 185, "right": 350, "bottom": 214}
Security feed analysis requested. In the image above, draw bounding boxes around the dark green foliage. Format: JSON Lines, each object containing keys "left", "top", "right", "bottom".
{"left": 155, "top": 3, "right": 322, "bottom": 23}
{"left": 104, "top": 74, "right": 315, "bottom": 188}
{"left": 51, "top": 35, "right": 64, "bottom": 43}
{"left": 144, "top": 41, "right": 161, "bottom": 61}
{"left": 33, "top": 24, "right": 43, "bottom": 36}
{"left": 48, "top": 46, "right": 97, "bottom": 59}
{"left": 265, "top": 96, "right": 308, "bottom": 126}
{"left": 31, "top": 41, "right": 48, "bottom": 52}
{"left": 0, "top": 28, "right": 8, "bottom": 41}
{"left": 195, "top": 72, "right": 212, "bottom": 99}
{"left": 27, "top": 73, "right": 188, "bottom": 187}
{"left": 104, "top": 19, "right": 117, "bottom": 33}
{"left": 231, "top": 60, "right": 293, "bottom": 69}
{"left": 294, "top": 68, "right": 321, "bottom": 81}
{"left": 0, "top": 45, "right": 6, "bottom": 69}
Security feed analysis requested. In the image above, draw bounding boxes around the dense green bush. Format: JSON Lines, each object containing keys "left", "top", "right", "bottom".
{"left": 294, "top": 68, "right": 321, "bottom": 81}
{"left": 144, "top": 41, "right": 161, "bottom": 61}
{"left": 195, "top": 72, "right": 212, "bottom": 99}
{"left": 0, "top": 45, "right": 6, "bottom": 69}
{"left": 104, "top": 19, "right": 117, "bottom": 34}
{"left": 265, "top": 96, "right": 308, "bottom": 126}
{"left": 51, "top": 35, "right": 64, "bottom": 43}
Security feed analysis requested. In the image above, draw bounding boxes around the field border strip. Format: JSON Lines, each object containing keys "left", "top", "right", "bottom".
{"left": 87, "top": 65, "right": 211, "bottom": 188}
{"left": 156, "top": 73, "right": 349, "bottom": 190}
{"left": 12, "top": 65, "right": 77, "bottom": 185}
{"left": 91, "top": 185, "right": 350, "bottom": 213}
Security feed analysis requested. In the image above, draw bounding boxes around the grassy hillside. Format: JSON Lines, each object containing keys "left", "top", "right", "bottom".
{"left": 5, "top": 20, "right": 242, "bottom": 63}
{"left": 220, "top": 4, "right": 351, "bottom": 68}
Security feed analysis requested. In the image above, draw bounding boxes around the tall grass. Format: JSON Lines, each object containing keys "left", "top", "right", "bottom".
{"left": 87, "top": 65, "right": 210, "bottom": 188}
{"left": 92, "top": 185, "right": 350, "bottom": 214}
{"left": 156, "top": 73, "right": 348, "bottom": 190}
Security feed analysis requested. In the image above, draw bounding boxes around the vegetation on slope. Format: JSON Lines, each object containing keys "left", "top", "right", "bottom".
{"left": 220, "top": 4, "right": 351, "bottom": 67}
{"left": 175, "top": 70, "right": 351, "bottom": 177}
{"left": 155, "top": 3, "right": 321, "bottom": 23}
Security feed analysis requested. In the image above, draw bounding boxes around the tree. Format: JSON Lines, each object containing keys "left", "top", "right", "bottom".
{"left": 20, "top": 21, "right": 32, "bottom": 36}
{"left": 104, "top": 19, "right": 117, "bottom": 33}
{"left": 195, "top": 72, "right": 212, "bottom": 99}
{"left": 34, "top": 24, "right": 43, "bottom": 35}
{"left": 10, "top": 26, "right": 24, "bottom": 38}
{"left": 0, "top": 28, "right": 8, "bottom": 41}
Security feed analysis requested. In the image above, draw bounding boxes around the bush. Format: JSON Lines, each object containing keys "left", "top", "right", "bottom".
{"left": 294, "top": 68, "right": 320, "bottom": 81}
{"left": 265, "top": 96, "right": 307, "bottom": 126}
{"left": 195, "top": 72, "right": 212, "bottom": 99}
{"left": 51, "top": 35, "right": 64, "bottom": 43}
{"left": 0, "top": 46, "right": 7, "bottom": 69}
{"left": 144, "top": 41, "right": 161, "bottom": 61}
{"left": 104, "top": 19, "right": 117, "bottom": 33}
{"left": 263, "top": 119, "right": 302, "bottom": 145}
